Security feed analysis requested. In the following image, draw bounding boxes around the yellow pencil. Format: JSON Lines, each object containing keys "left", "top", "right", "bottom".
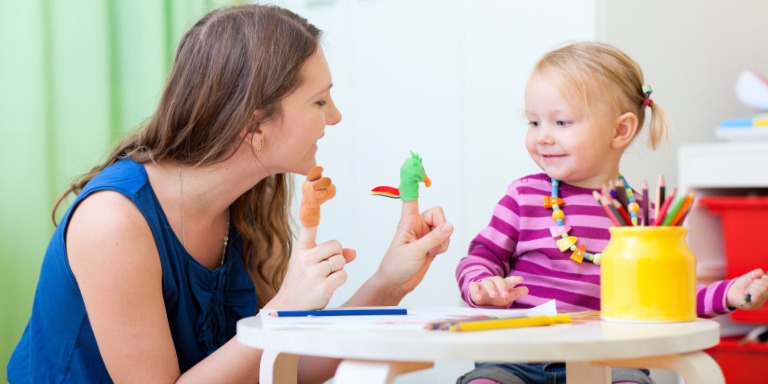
{"left": 447, "top": 314, "right": 571, "bottom": 332}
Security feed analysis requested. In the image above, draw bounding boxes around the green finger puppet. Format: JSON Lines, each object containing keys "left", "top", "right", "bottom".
{"left": 371, "top": 151, "right": 431, "bottom": 201}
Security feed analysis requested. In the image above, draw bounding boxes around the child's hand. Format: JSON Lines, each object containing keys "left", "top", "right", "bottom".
{"left": 726, "top": 269, "right": 768, "bottom": 310}
{"left": 468, "top": 276, "right": 528, "bottom": 307}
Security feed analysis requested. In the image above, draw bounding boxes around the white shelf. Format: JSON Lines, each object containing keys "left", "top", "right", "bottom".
{"left": 678, "top": 142, "right": 768, "bottom": 191}
{"left": 678, "top": 142, "right": 768, "bottom": 336}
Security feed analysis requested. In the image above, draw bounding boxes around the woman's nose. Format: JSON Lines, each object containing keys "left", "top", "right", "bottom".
{"left": 326, "top": 100, "right": 342, "bottom": 126}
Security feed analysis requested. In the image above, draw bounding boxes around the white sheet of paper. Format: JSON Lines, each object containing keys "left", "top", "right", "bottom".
{"left": 259, "top": 300, "right": 558, "bottom": 330}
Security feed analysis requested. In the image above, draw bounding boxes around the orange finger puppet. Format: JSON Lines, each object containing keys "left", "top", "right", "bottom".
{"left": 299, "top": 166, "right": 336, "bottom": 227}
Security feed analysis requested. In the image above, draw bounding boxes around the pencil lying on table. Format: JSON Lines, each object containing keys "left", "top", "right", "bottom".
{"left": 424, "top": 315, "right": 495, "bottom": 330}
{"left": 446, "top": 314, "right": 571, "bottom": 332}
{"left": 268, "top": 308, "right": 407, "bottom": 317}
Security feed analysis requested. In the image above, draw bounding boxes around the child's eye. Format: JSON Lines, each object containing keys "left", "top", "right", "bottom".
{"left": 527, "top": 121, "right": 539, "bottom": 127}
{"left": 556, "top": 120, "right": 572, "bottom": 127}
{"left": 316, "top": 100, "right": 328, "bottom": 107}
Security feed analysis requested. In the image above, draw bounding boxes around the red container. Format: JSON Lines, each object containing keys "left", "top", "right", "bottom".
{"left": 699, "top": 196, "right": 768, "bottom": 323}
{"left": 705, "top": 336, "right": 768, "bottom": 384}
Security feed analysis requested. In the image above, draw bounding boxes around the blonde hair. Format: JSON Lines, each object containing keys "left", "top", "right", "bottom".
{"left": 53, "top": 5, "right": 322, "bottom": 297}
{"left": 533, "top": 42, "right": 669, "bottom": 150}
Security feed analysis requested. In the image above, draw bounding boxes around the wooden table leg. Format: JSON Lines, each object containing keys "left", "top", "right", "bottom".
{"left": 334, "top": 360, "right": 434, "bottom": 384}
{"left": 592, "top": 351, "right": 725, "bottom": 384}
{"left": 260, "top": 349, "right": 299, "bottom": 384}
{"left": 566, "top": 361, "right": 611, "bottom": 384}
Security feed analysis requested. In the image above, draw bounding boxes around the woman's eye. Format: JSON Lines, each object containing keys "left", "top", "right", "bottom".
{"left": 316, "top": 100, "right": 328, "bottom": 107}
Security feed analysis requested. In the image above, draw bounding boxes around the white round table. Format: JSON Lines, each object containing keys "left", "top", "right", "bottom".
{"left": 237, "top": 314, "right": 724, "bottom": 384}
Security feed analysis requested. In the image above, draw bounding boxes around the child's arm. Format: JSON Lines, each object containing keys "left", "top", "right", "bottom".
{"left": 455, "top": 183, "right": 524, "bottom": 308}
{"left": 726, "top": 269, "right": 768, "bottom": 310}
{"left": 695, "top": 269, "right": 768, "bottom": 318}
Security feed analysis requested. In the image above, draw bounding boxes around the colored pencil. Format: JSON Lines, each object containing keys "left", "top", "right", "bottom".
{"left": 601, "top": 185, "right": 631, "bottom": 226}
{"left": 675, "top": 208, "right": 692, "bottom": 226}
{"left": 269, "top": 308, "right": 407, "bottom": 317}
{"left": 424, "top": 315, "right": 495, "bottom": 330}
{"left": 612, "top": 199, "right": 633, "bottom": 226}
{"left": 605, "top": 195, "right": 628, "bottom": 226}
{"left": 652, "top": 188, "right": 677, "bottom": 226}
{"left": 668, "top": 193, "right": 695, "bottom": 226}
{"left": 661, "top": 195, "right": 688, "bottom": 226}
{"left": 615, "top": 178, "right": 629, "bottom": 210}
{"left": 447, "top": 314, "right": 572, "bottom": 332}
{"left": 594, "top": 191, "right": 622, "bottom": 226}
{"left": 642, "top": 180, "right": 650, "bottom": 226}
{"left": 655, "top": 174, "right": 665, "bottom": 223}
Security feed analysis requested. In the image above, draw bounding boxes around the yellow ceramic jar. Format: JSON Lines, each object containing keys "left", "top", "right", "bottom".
{"left": 601, "top": 226, "right": 696, "bottom": 322}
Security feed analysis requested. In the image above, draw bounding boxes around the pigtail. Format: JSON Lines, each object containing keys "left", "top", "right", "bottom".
{"left": 645, "top": 100, "right": 670, "bottom": 151}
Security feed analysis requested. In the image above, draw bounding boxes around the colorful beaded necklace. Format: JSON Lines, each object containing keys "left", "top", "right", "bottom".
{"left": 544, "top": 176, "right": 638, "bottom": 264}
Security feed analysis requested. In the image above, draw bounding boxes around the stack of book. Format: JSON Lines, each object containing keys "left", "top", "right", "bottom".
{"left": 716, "top": 114, "right": 768, "bottom": 141}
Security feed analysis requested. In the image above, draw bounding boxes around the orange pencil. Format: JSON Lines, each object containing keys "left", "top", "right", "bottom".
{"left": 669, "top": 192, "right": 695, "bottom": 226}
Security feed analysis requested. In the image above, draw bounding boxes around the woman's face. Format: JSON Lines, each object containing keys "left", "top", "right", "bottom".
{"left": 261, "top": 47, "right": 342, "bottom": 175}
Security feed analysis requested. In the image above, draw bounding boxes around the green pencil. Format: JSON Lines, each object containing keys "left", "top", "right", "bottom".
{"left": 661, "top": 195, "right": 687, "bottom": 226}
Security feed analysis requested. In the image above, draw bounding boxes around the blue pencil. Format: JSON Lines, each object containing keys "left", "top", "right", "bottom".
{"left": 269, "top": 308, "right": 408, "bottom": 317}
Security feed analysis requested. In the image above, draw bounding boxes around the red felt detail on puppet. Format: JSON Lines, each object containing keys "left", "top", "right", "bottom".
{"left": 371, "top": 186, "right": 400, "bottom": 198}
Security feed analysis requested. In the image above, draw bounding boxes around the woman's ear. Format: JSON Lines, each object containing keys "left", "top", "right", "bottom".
{"left": 241, "top": 111, "right": 264, "bottom": 144}
{"left": 611, "top": 112, "right": 638, "bottom": 149}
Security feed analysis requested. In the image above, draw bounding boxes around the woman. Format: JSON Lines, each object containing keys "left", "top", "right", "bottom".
{"left": 8, "top": 5, "right": 452, "bottom": 383}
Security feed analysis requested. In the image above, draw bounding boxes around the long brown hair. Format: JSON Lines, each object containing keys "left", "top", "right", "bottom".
{"left": 53, "top": 4, "right": 322, "bottom": 295}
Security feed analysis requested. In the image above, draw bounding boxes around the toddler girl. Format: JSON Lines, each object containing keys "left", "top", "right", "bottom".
{"left": 455, "top": 41, "right": 768, "bottom": 384}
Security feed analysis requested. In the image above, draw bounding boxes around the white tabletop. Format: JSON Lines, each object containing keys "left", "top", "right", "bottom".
{"left": 237, "top": 314, "right": 724, "bottom": 384}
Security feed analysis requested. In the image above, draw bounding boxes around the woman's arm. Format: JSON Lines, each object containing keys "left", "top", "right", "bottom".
{"left": 345, "top": 200, "right": 453, "bottom": 307}
{"left": 293, "top": 200, "right": 452, "bottom": 383}
{"left": 69, "top": 192, "right": 263, "bottom": 383}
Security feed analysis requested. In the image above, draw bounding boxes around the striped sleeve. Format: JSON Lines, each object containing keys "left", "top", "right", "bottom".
{"left": 455, "top": 183, "right": 521, "bottom": 307}
{"left": 696, "top": 279, "right": 736, "bottom": 318}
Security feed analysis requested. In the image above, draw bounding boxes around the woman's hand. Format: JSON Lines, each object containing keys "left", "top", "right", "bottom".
{"left": 266, "top": 225, "right": 356, "bottom": 310}
{"left": 374, "top": 200, "right": 453, "bottom": 300}
{"left": 267, "top": 167, "right": 352, "bottom": 310}
{"left": 468, "top": 276, "right": 529, "bottom": 307}
{"left": 727, "top": 269, "right": 768, "bottom": 310}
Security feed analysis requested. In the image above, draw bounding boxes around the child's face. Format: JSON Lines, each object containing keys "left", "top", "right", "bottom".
{"left": 524, "top": 73, "right": 619, "bottom": 189}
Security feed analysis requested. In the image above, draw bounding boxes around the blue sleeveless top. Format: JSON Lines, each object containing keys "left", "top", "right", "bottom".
{"left": 8, "top": 159, "right": 258, "bottom": 383}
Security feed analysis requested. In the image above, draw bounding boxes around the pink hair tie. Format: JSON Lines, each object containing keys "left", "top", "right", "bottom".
{"left": 641, "top": 85, "right": 653, "bottom": 107}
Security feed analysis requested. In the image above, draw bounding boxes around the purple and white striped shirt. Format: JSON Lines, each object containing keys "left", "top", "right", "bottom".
{"left": 455, "top": 173, "right": 733, "bottom": 317}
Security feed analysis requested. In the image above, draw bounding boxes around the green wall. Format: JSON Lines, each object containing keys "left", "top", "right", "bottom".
{"left": 0, "top": 0, "right": 234, "bottom": 380}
